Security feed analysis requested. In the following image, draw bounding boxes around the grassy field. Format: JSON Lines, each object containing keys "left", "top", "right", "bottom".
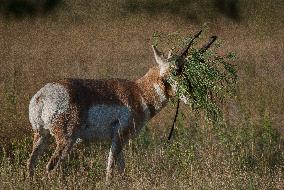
{"left": 0, "top": 0, "right": 283, "bottom": 189}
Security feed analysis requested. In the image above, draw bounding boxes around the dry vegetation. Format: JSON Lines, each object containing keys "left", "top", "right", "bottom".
{"left": 0, "top": 0, "right": 283, "bottom": 189}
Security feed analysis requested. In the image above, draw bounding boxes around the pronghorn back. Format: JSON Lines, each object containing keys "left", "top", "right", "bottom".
{"left": 29, "top": 78, "right": 152, "bottom": 138}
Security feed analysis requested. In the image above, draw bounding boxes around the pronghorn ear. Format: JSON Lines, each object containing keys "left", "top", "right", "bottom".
{"left": 152, "top": 45, "right": 167, "bottom": 67}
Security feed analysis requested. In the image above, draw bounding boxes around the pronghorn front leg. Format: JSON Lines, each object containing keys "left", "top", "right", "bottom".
{"left": 117, "top": 151, "right": 125, "bottom": 174}
{"left": 106, "top": 134, "right": 125, "bottom": 182}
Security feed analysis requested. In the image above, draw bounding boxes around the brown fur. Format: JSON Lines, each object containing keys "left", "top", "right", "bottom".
{"left": 137, "top": 67, "right": 170, "bottom": 117}
{"left": 53, "top": 67, "right": 170, "bottom": 135}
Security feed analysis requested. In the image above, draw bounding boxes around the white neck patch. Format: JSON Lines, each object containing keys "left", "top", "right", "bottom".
{"left": 159, "top": 64, "right": 169, "bottom": 76}
{"left": 153, "top": 83, "right": 167, "bottom": 110}
{"left": 140, "top": 96, "right": 150, "bottom": 122}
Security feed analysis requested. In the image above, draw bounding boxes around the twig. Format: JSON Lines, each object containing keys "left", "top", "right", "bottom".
{"left": 179, "top": 30, "right": 203, "bottom": 58}
{"left": 168, "top": 99, "right": 180, "bottom": 141}
{"left": 199, "top": 36, "right": 217, "bottom": 53}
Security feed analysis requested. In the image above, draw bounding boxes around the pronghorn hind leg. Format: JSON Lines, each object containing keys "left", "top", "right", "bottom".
{"left": 46, "top": 109, "right": 79, "bottom": 174}
{"left": 27, "top": 129, "right": 51, "bottom": 177}
{"left": 46, "top": 138, "right": 75, "bottom": 173}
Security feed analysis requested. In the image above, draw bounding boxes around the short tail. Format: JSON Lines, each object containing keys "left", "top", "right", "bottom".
{"left": 29, "top": 93, "right": 44, "bottom": 131}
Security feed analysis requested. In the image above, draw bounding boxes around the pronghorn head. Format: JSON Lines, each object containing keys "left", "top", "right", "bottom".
{"left": 151, "top": 45, "right": 188, "bottom": 103}
{"left": 151, "top": 31, "right": 217, "bottom": 104}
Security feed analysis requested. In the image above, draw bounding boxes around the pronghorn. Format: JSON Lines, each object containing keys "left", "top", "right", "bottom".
{"left": 27, "top": 31, "right": 214, "bottom": 181}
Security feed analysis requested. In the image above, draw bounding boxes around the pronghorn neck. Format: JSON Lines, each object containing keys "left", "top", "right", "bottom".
{"left": 136, "top": 67, "right": 169, "bottom": 118}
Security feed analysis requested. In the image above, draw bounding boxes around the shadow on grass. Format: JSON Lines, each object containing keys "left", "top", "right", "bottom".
{"left": 0, "top": 0, "right": 62, "bottom": 18}
{"left": 214, "top": 0, "right": 240, "bottom": 21}
{"left": 122, "top": 0, "right": 241, "bottom": 22}
{"left": 1, "top": 0, "right": 241, "bottom": 21}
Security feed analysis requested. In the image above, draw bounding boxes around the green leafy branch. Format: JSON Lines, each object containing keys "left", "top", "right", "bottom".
{"left": 165, "top": 31, "right": 238, "bottom": 125}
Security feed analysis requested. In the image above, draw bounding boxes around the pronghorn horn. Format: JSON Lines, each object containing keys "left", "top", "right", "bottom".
{"left": 199, "top": 36, "right": 217, "bottom": 53}
{"left": 179, "top": 30, "right": 203, "bottom": 58}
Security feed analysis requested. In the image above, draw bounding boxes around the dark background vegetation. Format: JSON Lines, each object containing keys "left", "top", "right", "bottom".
{"left": 0, "top": 0, "right": 283, "bottom": 189}
{"left": 0, "top": 0, "right": 62, "bottom": 17}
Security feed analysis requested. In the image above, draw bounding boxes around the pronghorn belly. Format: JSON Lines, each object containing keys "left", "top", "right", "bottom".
{"left": 29, "top": 83, "right": 70, "bottom": 131}
{"left": 82, "top": 105, "right": 131, "bottom": 140}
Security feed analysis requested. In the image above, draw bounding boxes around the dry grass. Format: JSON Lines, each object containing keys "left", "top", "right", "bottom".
{"left": 0, "top": 124, "right": 283, "bottom": 189}
{"left": 0, "top": 0, "right": 283, "bottom": 189}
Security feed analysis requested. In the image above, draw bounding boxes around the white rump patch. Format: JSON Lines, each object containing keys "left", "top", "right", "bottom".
{"left": 29, "top": 83, "right": 70, "bottom": 130}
